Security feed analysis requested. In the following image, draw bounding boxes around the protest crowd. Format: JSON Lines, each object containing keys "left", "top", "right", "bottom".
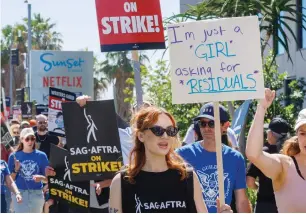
{"left": 0, "top": 88, "right": 305, "bottom": 213}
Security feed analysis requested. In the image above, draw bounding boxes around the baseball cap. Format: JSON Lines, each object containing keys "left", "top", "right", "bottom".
{"left": 195, "top": 102, "right": 230, "bottom": 122}
{"left": 36, "top": 114, "right": 47, "bottom": 121}
{"left": 20, "top": 121, "right": 30, "bottom": 127}
{"left": 20, "top": 128, "right": 35, "bottom": 139}
{"left": 268, "top": 117, "right": 290, "bottom": 135}
{"left": 294, "top": 108, "right": 306, "bottom": 131}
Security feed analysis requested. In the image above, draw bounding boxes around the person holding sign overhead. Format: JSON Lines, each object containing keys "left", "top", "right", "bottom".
{"left": 177, "top": 103, "right": 251, "bottom": 213}
{"left": 246, "top": 88, "right": 306, "bottom": 213}
{"left": 109, "top": 106, "right": 232, "bottom": 213}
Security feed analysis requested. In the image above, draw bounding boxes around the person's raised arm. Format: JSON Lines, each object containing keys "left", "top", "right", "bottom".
{"left": 246, "top": 89, "right": 283, "bottom": 180}
{"left": 109, "top": 173, "right": 122, "bottom": 213}
{"left": 76, "top": 95, "right": 91, "bottom": 107}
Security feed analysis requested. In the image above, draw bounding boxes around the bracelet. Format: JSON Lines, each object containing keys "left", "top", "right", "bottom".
{"left": 15, "top": 192, "right": 21, "bottom": 195}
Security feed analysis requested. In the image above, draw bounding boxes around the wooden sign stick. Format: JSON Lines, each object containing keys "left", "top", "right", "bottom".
{"left": 213, "top": 102, "right": 225, "bottom": 206}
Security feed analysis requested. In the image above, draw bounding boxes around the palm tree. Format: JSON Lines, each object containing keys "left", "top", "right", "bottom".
{"left": 1, "top": 14, "right": 63, "bottom": 104}
{"left": 167, "top": 0, "right": 306, "bottom": 64}
{"left": 97, "top": 51, "right": 149, "bottom": 120}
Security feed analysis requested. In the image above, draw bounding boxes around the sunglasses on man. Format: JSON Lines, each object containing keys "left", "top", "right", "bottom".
{"left": 197, "top": 120, "right": 215, "bottom": 128}
{"left": 146, "top": 126, "right": 179, "bottom": 137}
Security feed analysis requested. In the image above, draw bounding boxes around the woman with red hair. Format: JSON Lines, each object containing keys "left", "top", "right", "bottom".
{"left": 109, "top": 106, "right": 232, "bottom": 213}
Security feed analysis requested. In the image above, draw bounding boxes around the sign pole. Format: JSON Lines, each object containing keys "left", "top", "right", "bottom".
{"left": 132, "top": 50, "right": 143, "bottom": 108}
{"left": 213, "top": 102, "right": 225, "bottom": 206}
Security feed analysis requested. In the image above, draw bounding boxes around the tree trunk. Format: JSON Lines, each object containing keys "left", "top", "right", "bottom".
{"left": 114, "top": 70, "right": 133, "bottom": 121}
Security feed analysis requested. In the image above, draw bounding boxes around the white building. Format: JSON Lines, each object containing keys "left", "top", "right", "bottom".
{"left": 180, "top": 0, "right": 306, "bottom": 107}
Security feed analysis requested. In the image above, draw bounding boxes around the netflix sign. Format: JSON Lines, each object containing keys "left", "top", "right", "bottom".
{"left": 95, "top": 0, "right": 165, "bottom": 52}
{"left": 30, "top": 51, "right": 93, "bottom": 104}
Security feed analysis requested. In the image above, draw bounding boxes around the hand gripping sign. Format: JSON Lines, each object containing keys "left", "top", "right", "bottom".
{"left": 168, "top": 16, "right": 265, "bottom": 206}
{"left": 95, "top": 0, "right": 165, "bottom": 52}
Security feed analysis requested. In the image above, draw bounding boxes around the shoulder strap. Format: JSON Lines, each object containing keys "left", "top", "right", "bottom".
{"left": 291, "top": 156, "right": 305, "bottom": 180}
{"left": 186, "top": 166, "right": 197, "bottom": 213}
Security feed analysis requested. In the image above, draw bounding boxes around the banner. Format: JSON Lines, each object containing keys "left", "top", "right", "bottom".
{"left": 95, "top": 0, "right": 165, "bottom": 52}
{"left": 21, "top": 102, "right": 33, "bottom": 119}
{"left": 168, "top": 16, "right": 265, "bottom": 104}
{"left": 48, "top": 87, "right": 76, "bottom": 137}
{"left": 62, "top": 100, "right": 122, "bottom": 181}
{"left": 30, "top": 51, "right": 94, "bottom": 104}
{"left": 12, "top": 105, "right": 22, "bottom": 121}
{"left": 36, "top": 104, "right": 48, "bottom": 116}
{"left": 48, "top": 144, "right": 90, "bottom": 211}
{"left": 231, "top": 100, "right": 252, "bottom": 141}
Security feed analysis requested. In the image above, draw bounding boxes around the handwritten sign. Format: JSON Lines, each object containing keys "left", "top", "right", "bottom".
{"left": 168, "top": 16, "right": 265, "bottom": 104}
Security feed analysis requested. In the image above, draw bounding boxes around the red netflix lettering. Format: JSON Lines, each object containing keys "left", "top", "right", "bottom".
{"left": 42, "top": 76, "right": 82, "bottom": 88}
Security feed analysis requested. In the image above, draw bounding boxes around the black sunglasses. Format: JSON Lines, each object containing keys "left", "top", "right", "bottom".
{"left": 146, "top": 126, "right": 179, "bottom": 137}
{"left": 198, "top": 120, "right": 215, "bottom": 128}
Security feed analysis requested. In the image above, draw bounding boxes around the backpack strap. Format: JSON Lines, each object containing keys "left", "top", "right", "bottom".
{"left": 291, "top": 156, "right": 305, "bottom": 180}
{"left": 186, "top": 166, "right": 197, "bottom": 212}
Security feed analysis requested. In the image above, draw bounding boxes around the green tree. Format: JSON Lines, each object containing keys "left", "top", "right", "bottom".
{"left": 98, "top": 51, "right": 149, "bottom": 120}
{"left": 1, "top": 13, "right": 63, "bottom": 104}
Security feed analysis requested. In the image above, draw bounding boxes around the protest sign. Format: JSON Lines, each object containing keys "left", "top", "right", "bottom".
{"left": 12, "top": 105, "right": 22, "bottom": 121}
{"left": 30, "top": 51, "right": 93, "bottom": 104}
{"left": 48, "top": 87, "right": 76, "bottom": 137}
{"left": 21, "top": 102, "right": 33, "bottom": 119}
{"left": 95, "top": 0, "right": 165, "bottom": 52}
{"left": 168, "top": 16, "right": 265, "bottom": 206}
{"left": 5, "top": 97, "right": 10, "bottom": 117}
{"left": 62, "top": 100, "right": 122, "bottom": 181}
{"left": 48, "top": 144, "right": 90, "bottom": 211}
{"left": 231, "top": 100, "right": 252, "bottom": 141}
{"left": 36, "top": 104, "right": 48, "bottom": 116}
{"left": 1, "top": 119, "right": 14, "bottom": 151}
{"left": 168, "top": 16, "right": 265, "bottom": 104}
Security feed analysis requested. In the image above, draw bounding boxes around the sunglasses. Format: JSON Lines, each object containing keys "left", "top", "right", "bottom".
{"left": 13, "top": 131, "right": 20, "bottom": 135}
{"left": 198, "top": 120, "right": 215, "bottom": 128}
{"left": 25, "top": 136, "right": 36, "bottom": 142}
{"left": 146, "top": 126, "right": 179, "bottom": 137}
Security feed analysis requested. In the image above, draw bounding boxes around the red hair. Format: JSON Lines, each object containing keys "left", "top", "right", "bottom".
{"left": 126, "top": 106, "right": 186, "bottom": 183}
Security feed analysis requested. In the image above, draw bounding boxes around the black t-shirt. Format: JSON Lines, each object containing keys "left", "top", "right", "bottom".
{"left": 35, "top": 132, "right": 59, "bottom": 159}
{"left": 121, "top": 169, "right": 196, "bottom": 213}
{"left": 247, "top": 144, "right": 278, "bottom": 204}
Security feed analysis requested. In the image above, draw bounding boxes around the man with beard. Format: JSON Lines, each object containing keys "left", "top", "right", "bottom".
{"left": 35, "top": 114, "right": 59, "bottom": 159}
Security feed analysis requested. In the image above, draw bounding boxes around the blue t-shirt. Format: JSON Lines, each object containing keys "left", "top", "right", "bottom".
{"left": 176, "top": 142, "right": 246, "bottom": 213}
{"left": 8, "top": 150, "right": 49, "bottom": 190}
{"left": 1, "top": 160, "right": 10, "bottom": 194}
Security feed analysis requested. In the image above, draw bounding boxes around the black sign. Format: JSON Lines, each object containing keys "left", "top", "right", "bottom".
{"left": 1, "top": 119, "right": 14, "bottom": 150}
{"left": 36, "top": 104, "right": 48, "bottom": 116}
{"left": 48, "top": 144, "right": 90, "bottom": 211}
{"left": 62, "top": 100, "right": 122, "bottom": 181}
{"left": 21, "top": 102, "right": 33, "bottom": 119}
{"left": 11, "top": 49, "right": 19, "bottom": 65}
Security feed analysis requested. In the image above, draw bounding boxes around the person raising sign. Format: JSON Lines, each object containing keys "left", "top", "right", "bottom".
{"left": 109, "top": 106, "right": 232, "bottom": 213}
{"left": 246, "top": 88, "right": 306, "bottom": 213}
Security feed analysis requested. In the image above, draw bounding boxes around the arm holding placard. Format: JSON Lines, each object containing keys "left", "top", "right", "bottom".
{"left": 246, "top": 89, "right": 286, "bottom": 181}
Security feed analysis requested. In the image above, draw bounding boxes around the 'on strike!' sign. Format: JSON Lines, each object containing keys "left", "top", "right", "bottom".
{"left": 95, "top": 0, "right": 165, "bottom": 52}
{"left": 168, "top": 16, "right": 265, "bottom": 104}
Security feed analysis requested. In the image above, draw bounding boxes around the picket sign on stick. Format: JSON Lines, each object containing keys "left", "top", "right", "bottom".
{"left": 132, "top": 50, "right": 144, "bottom": 108}
{"left": 213, "top": 102, "right": 225, "bottom": 205}
{"left": 167, "top": 16, "right": 265, "bottom": 207}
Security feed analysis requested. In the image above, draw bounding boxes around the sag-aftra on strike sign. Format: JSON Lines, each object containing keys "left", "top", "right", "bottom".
{"left": 95, "top": 0, "right": 165, "bottom": 52}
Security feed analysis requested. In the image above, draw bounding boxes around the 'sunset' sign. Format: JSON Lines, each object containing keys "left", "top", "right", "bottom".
{"left": 95, "top": 0, "right": 165, "bottom": 52}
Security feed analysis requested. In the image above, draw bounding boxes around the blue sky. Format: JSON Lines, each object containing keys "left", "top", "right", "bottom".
{"left": 1, "top": 0, "right": 180, "bottom": 98}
